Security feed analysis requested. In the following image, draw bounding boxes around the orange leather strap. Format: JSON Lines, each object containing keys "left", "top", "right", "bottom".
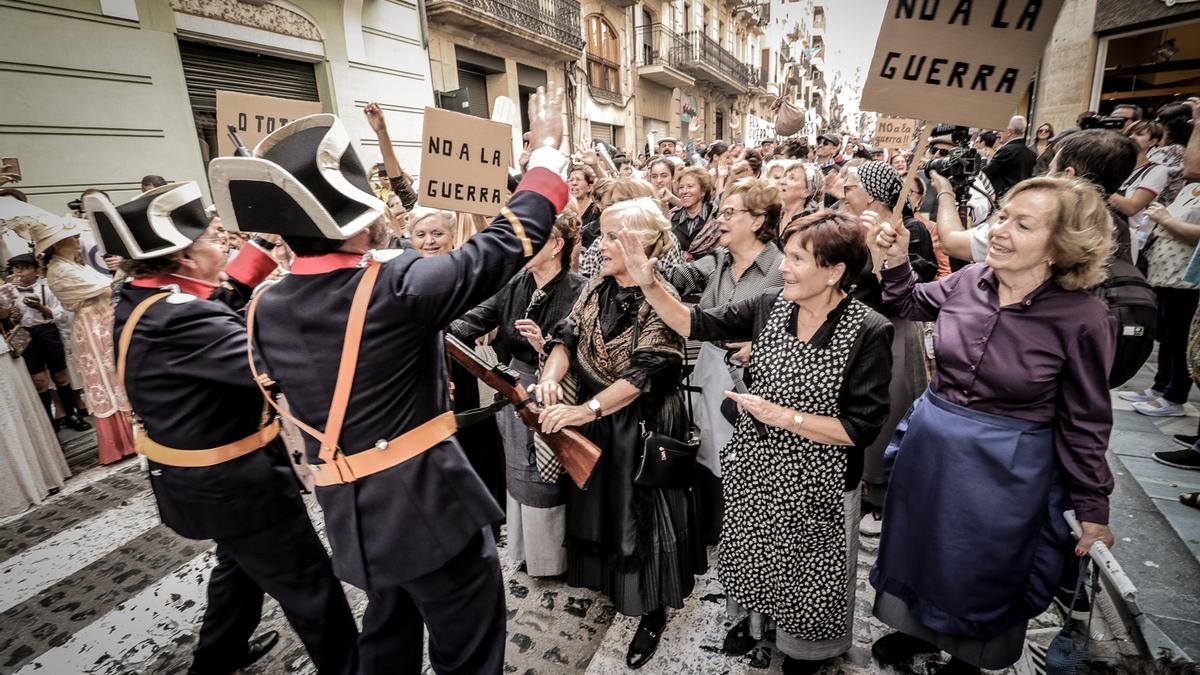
{"left": 310, "top": 411, "right": 456, "bottom": 487}
{"left": 137, "top": 420, "right": 281, "bottom": 468}
{"left": 117, "top": 292, "right": 170, "bottom": 391}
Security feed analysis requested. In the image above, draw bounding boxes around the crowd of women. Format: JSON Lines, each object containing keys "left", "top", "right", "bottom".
{"left": 353, "top": 99, "right": 1156, "bottom": 674}
{"left": 4, "top": 96, "right": 1197, "bottom": 674}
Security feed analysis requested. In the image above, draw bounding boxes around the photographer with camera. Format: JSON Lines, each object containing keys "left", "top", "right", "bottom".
{"left": 935, "top": 129, "right": 1138, "bottom": 264}
{"left": 983, "top": 116, "right": 1038, "bottom": 199}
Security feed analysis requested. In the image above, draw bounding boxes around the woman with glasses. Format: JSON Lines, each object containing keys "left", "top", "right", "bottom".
{"left": 1033, "top": 123, "right": 1054, "bottom": 157}
{"left": 619, "top": 211, "right": 893, "bottom": 675}
{"left": 663, "top": 177, "right": 784, "bottom": 544}
{"left": 450, "top": 212, "right": 585, "bottom": 577}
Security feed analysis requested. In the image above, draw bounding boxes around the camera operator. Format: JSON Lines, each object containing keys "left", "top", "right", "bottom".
{"left": 917, "top": 131, "right": 995, "bottom": 231}
{"left": 982, "top": 115, "right": 1038, "bottom": 199}
{"left": 935, "top": 129, "right": 1138, "bottom": 264}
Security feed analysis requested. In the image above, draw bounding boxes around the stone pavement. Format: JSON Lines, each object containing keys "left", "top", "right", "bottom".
{"left": 2, "top": 372, "right": 1197, "bottom": 673}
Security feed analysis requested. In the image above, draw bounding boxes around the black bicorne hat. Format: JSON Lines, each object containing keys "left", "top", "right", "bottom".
{"left": 83, "top": 182, "right": 208, "bottom": 260}
{"left": 208, "top": 114, "right": 385, "bottom": 240}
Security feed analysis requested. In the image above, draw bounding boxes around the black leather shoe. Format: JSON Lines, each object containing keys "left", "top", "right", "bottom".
{"left": 782, "top": 656, "right": 826, "bottom": 675}
{"left": 871, "top": 631, "right": 940, "bottom": 666}
{"left": 64, "top": 415, "right": 92, "bottom": 432}
{"left": 625, "top": 611, "right": 666, "bottom": 669}
{"left": 722, "top": 616, "right": 757, "bottom": 656}
{"left": 187, "top": 631, "right": 279, "bottom": 675}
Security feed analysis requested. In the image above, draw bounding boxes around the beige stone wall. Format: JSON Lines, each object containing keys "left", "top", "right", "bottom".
{"left": 1031, "top": 0, "right": 1099, "bottom": 135}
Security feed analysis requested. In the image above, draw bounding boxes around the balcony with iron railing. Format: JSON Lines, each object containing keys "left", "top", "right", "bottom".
{"left": 635, "top": 24, "right": 695, "bottom": 89}
{"left": 425, "top": 0, "right": 584, "bottom": 61}
{"left": 679, "top": 30, "right": 753, "bottom": 94}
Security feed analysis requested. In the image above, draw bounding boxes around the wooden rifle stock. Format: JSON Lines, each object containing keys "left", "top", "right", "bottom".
{"left": 444, "top": 335, "right": 600, "bottom": 488}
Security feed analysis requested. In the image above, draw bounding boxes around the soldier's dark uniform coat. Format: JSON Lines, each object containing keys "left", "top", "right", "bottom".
{"left": 114, "top": 245, "right": 358, "bottom": 674}
{"left": 250, "top": 167, "right": 567, "bottom": 672}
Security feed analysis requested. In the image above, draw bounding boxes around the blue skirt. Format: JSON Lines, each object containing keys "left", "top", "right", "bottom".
{"left": 870, "top": 390, "right": 1070, "bottom": 640}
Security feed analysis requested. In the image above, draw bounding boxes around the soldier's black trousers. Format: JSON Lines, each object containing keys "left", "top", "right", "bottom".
{"left": 358, "top": 528, "right": 506, "bottom": 674}
{"left": 191, "top": 508, "right": 358, "bottom": 674}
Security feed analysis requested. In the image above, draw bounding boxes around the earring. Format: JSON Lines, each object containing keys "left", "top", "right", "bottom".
{"left": 827, "top": 279, "right": 835, "bottom": 286}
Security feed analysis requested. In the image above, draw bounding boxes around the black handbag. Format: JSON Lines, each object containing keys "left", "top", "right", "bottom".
{"left": 630, "top": 312, "right": 700, "bottom": 488}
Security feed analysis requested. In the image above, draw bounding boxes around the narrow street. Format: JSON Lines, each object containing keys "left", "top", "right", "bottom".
{"left": 2, "top": 362, "right": 1196, "bottom": 674}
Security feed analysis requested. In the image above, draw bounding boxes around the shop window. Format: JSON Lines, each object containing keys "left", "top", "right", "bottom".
{"left": 586, "top": 14, "right": 621, "bottom": 97}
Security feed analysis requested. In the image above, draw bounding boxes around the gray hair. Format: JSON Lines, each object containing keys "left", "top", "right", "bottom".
{"left": 1009, "top": 115, "right": 1027, "bottom": 135}
{"left": 406, "top": 207, "right": 457, "bottom": 238}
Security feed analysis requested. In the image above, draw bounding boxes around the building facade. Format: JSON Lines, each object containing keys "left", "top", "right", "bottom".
{"left": 1, "top": 0, "right": 435, "bottom": 213}
{"left": 1031, "top": 0, "right": 1200, "bottom": 135}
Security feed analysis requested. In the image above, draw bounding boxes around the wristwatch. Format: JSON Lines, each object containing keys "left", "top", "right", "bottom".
{"left": 587, "top": 399, "right": 602, "bottom": 419}
{"left": 793, "top": 412, "right": 806, "bottom": 429}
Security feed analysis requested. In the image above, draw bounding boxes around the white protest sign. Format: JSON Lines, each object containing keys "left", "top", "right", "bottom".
{"left": 859, "top": 0, "right": 1065, "bottom": 129}
{"left": 745, "top": 114, "right": 776, "bottom": 145}
{"left": 418, "top": 107, "right": 514, "bottom": 217}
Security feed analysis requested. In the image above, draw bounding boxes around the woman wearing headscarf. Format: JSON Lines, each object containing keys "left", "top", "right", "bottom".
{"left": 450, "top": 212, "right": 585, "bottom": 577}
{"left": 34, "top": 216, "right": 136, "bottom": 464}
{"left": 838, "top": 161, "right": 936, "bottom": 512}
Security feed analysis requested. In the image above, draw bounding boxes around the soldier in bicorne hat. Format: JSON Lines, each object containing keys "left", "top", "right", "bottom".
{"left": 209, "top": 89, "right": 569, "bottom": 673}
{"left": 86, "top": 183, "right": 358, "bottom": 675}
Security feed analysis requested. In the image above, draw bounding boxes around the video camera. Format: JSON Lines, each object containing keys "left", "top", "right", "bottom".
{"left": 1078, "top": 114, "right": 1126, "bottom": 131}
{"left": 925, "top": 124, "right": 982, "bottom": 206}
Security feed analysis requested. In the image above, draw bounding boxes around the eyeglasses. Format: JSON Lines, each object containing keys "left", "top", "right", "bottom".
{"left": 717, "top": 207, "right": 759, "bottom": 220}
{"left": 192, "top": 236, "right": 224, "bottom": 246}
{"left": 930, "top": 147, "right": 953, "bottom": 158}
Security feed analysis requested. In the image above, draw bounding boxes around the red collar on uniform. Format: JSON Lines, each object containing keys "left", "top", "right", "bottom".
{"left": 290, "top": 252, "right": 369, "bottom": 275}
{"left": 131, "top": 274, "right": 217, "bottom": 298}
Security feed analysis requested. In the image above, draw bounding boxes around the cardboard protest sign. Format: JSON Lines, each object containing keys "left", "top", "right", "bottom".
{"left": 418, "top": 107, "right": 514, "bottom": 217}
{"left": 216, "top": 91, "right": 322, "bottom": 156}
{"left": 873, "top": 117, "right": 917, "bottom": 150}
{"left": 859, "top": 0, "right": 1065, "bottom": 129}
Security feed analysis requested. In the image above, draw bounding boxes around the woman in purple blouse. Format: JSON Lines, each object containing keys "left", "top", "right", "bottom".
{"left": 868, "top": 176, "right": 1118, "bottom": 674}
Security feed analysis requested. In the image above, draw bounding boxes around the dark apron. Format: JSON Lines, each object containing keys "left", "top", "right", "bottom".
{"left": 870, "top": 390, "right": 1071, "bottom": 639}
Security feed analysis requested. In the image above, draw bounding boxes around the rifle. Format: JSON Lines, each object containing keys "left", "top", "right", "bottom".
{"left": 226, "top": 125, "right": 252, "bottom": 158}
{"left": 444, "top": 335, "right": 600, "bottom": 488}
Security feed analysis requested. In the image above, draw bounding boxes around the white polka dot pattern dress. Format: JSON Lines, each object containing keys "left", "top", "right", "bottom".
{"left": 718, "top": 294, "right": 869, "bottom": 641}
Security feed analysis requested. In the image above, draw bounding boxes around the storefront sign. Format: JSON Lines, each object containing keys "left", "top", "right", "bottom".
{"left": 745, "top": 114, "right": 775, "bottom": 145}
{"left": 418, "top": 107, "right": 513, "bottom": 217}
{"left": 860, "top": 0, "right": 1065, "bottom": 129}
{"left": 873, "top": 116, "right": 917, "bottom": 149}
{"left": 215, "top": 91, "right": 322, "bottom": 156}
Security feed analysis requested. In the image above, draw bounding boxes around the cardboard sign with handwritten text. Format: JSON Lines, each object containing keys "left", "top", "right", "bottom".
{"left": 873, "top": 117, "right": 917, "bottom": 150}
{"left": 859, "top": 0, "right": 1064, "bottom": 129}
{"left": 418, "top": 107, "right": 513, "bottom": 217}
{"left": 215, "top": 91, "right": 322, "bottom": 156}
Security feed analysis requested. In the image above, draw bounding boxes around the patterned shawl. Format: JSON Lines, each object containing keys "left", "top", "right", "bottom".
{"left": 568, "top": 275, "right": 684, "bottom": 388}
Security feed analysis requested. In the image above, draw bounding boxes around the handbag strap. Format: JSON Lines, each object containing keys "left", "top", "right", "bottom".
{"left": 630, "top": 296, "right": 696, "bottom": 427}
{"left": 1064, "top": 556, "right": 1099, "bottom": 651}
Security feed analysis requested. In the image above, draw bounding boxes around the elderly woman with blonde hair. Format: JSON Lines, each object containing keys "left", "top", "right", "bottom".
{"left": 406, "top": 207, "right": 458, "bottom": 257}
{"left": 532, "top": 197, "right": 702, "bottom": 669}
{"left": 869, "top": 176, "right": 1119, "bottom": 675}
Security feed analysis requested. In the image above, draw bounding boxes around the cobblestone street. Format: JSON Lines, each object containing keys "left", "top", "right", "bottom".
{"left": 1, "top": 372, "right": 1197, "bottom": 674}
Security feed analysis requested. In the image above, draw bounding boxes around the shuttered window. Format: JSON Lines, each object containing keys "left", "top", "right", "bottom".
{"left": 457, "top": 68, "right": 490, "bottom": 119}
{"left": 178, "top": 40, "right": 319, "bottom": 115}
{"left": 590, "top": 122, "right": 613, "bottom": 145}
{"left": 179, "top": 40, "right": 319, "bottom": 165}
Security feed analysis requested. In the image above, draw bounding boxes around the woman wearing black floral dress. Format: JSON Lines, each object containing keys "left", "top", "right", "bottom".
{"left": 533, "top": 197, "right": 702, "bottom": 669}
{"left": 620, "top": 211, "right": 894, "bottom": 675}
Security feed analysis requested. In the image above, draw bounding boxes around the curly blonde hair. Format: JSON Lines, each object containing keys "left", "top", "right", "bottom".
{"left": 1002, "top": 177, "right": 1114, "bottom": 291}
{"left": 406, "top": 207, "right": 457, "bottom": 239}
{"left": 600, "top": 197, "right": 672, "bottom": 261}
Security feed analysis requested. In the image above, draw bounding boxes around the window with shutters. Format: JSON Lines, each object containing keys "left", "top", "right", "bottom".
{"left": 585, "top": 14, "right": 621, "bottom": 100}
